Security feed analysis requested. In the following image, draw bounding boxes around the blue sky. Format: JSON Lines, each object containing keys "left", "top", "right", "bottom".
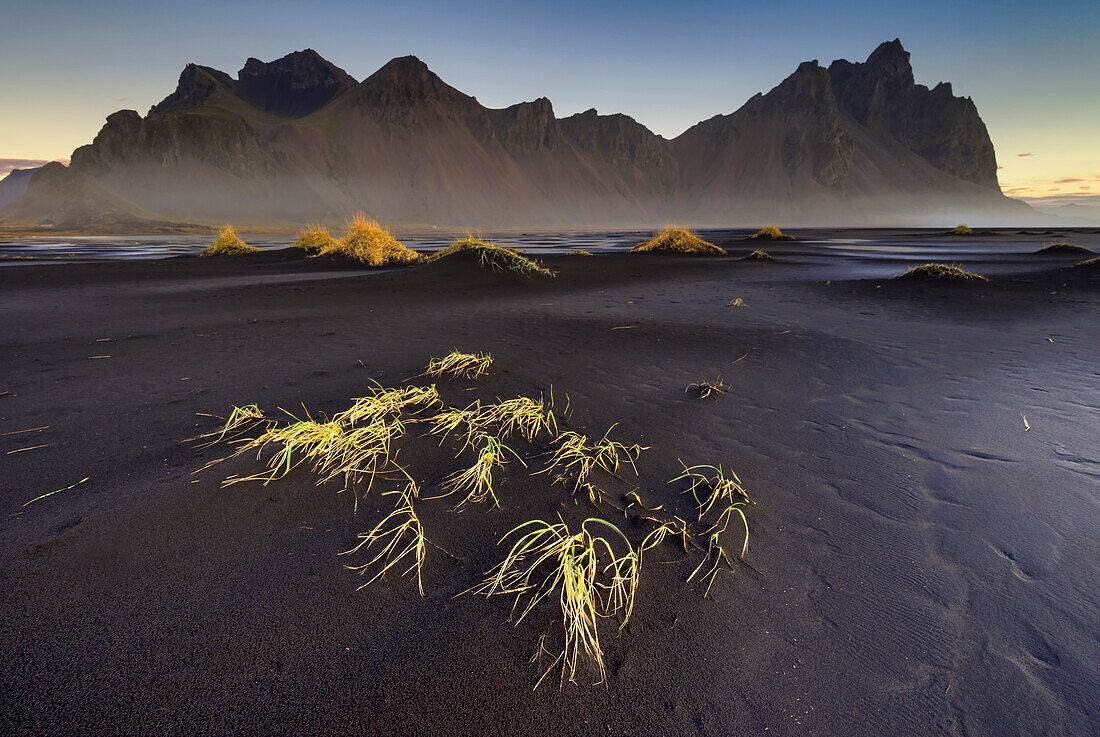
{"left": 2, "top": 0, "right": 1098, "bottom": 202}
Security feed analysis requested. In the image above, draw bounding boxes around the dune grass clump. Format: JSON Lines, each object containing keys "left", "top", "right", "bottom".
{"left": 727, "top": 297, "right": 746, "bottom": 307}
{"left": 542, "top": 427, "right": 646, "bottom": 491}
{"left": 292, "top": 225, "right": 339, "bottom": 254}
{"left": 894, "top": 263, "right": 989, "bottom": 283}
{"left": 471, "top": 517, "right": 639, "bottom": 687}
{"left": 323, "top": 214, "right": 421, "bottom": 267}
{"left": 1069, "top": 255, "right": 1100, "bottom": 270}
{"left": 630, "top": 226, "right": 725, "bottom": 255}
{"left": 445, "top": 432, "right": 525, "bottom": 508}
{"left": 686, "top": 378, "right": 727, "bottom": 399}
{"left": 430, "top": 237, "right": 555, "bottom": 277}
{"left": 199, "top": 225, "right": 258, "bottom": 257}
{"left": 1036, "top": 243, "right": 1093, "bottom": 255}
{"left": 745, "top": 249, "right": 773, "bottom": 260}
{"left": 950, "top": 224, "right": 974, "bottom": 236}
{"left": 479, "top": 395, "right": 559, "bottom": 442}
{"left": 747, "top": 225, "right": 794, "bottom": 241}
{"left": 425, "top": 350, "right": 493, "bottom": 379}
{"left": 195, "top": 404, "right": 266, "bottom": 445}
{"left": 342, "top": 478, "right": 429, "bottom": 595}
{"left": 335, "top": 383, "right": 440, "bottom": 427}
{"left": 568, "top": 249, "right": 594, "bottom": 256}
{"left": 672, "top": 463, "right": 753, "bottom": 595}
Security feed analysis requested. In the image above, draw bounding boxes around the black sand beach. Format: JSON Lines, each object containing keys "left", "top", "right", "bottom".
{"left": 1, "top": 237, "right": 1097, "bottom": 735}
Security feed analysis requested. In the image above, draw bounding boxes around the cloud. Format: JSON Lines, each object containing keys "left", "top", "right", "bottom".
{"left": 1054, "top": 178, "right": 1082, "bottom": 183}
{"left": 1017, "top": 152, "right": 1035, "bottom": 157}
{"left": 1020, "top": 192, "right": 1100, "bottom": 208}
{"left": 0, "top": 158, "right": 55, "bottom": 177}
{"left": 116, "top": 97, "right": 131, "bottom": 102}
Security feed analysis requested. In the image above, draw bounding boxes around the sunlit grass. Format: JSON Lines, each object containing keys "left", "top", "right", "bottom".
{"left": 292, "top": 225, "right": 339, "bottom": 254}
{"left": 322, "top": 213, "right": 421, "bottom": 266}
{"left": 445, "top": 432, "right": 525, "bottom": 508}
{"left": 430, "top": 237, "right": 555, "bottom": 277}
{"left": 479, "top": 394, "right": 558, "bottom": 442}
{"left": 950, "top": 224, "right": 973, "bottom": 236}
{"left": 630, "top": 226, "right": 724, "bottom": 255}
{"left": 425, "top": 350, "right": 493, "bottom": 379}
{"left": 747, "top": 225, "right": 794, "bottom": 241}
{"left": 195, "top": 403, "right": 266, "bottom": 445}
{"left": 341, "top": 475, "right": 429, "bottom": 595}
{"left": 745, "top": 249, "right": 773, "bottom": 260}
{"left": 471, "top": 517, "right": 639, "bottom": 687}
{"left": 542, "top": 426, "right": 646, "bottom": 490}
{"left": 200, "top": 225, "right": 258, "bottom": 257}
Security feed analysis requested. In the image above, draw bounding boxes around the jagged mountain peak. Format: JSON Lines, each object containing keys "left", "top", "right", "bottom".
{"left": 355, "top": 55, "right": 473, "bottom": 108}
{"left": 237, "top": 49, "right": 357, "bottom": 117}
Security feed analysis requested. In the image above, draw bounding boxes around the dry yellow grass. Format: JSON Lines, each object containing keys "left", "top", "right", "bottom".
{"left": 323, "top": 214, "right": 422, "bottom": 267}
{"left": 950, "top": 224, "right": 974, "bottom": 236}
{"left": 293, "top": 225, "right": 339, "bottom": 254}
{"left": 199, "top": 226, "right": 258, "bottom": 257}
{"left": 430, "top": 237, "right": 554, "bottom": 277}
{"left": 630, "top": 227, "right": 724, "bottom": 255}
{"left": 745, "top": 249, "right": 773, "bottom": 260}
{"left": 894, "top": 263, "right": 988, "bottom": 282}
{"left": 747, "top": 225, "right": 794, "bottom": 241}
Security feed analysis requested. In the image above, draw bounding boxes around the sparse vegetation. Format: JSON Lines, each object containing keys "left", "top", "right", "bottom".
{"left": 747, "top": 225, "right": 794, "bottom": 241}
{"left": 950, "top": 224, "right": 974, "bottom": 236}
{"left": 292, "top": 225, "right": 339, "bottom": 254}
{"left": 430, "top": 237, "right": 555, "bottom": 277}
{"left": 341, "top": 477, "right": 429, "bottom": 595}
{"left": 445, "top": 432, "right": 525, "bottom": 508}
{"left": 1035, "top": 243, "right": 1093, "bottom": 255}
{"left": 727, "top": 297, "right": 746, "bottom": 307}
{"left": 745, "top": 249, "right": 773, "bottom": 260}
{"left": 686, "top": 378, "right": 727, "bottom": 399}
{"left": 542, "top": 427, "right": 646, "bottom": 491}
{"left": 630, "top": 226, "right": 725, "bottom": 255}
{"left": 425, "top": 350, "right": 493, "bottom": 379}
{"left": 199, "top": 225, "right": 258, "bottom": 257}
{"left": 470, "top": 517, "right": 639, "bottom": 687}
{"left": 322, "top": 214, "right": 421, "bottom": 266}
{"left": 568, "top": 249, "right": 594, "bottom": 256}
{"left": 894, "top": 263, "right": 989, "bottom": 282}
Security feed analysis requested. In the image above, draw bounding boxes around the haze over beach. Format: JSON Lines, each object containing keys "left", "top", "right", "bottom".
{"left": 1, "top": 2, "right": 1097, "bottom": 736}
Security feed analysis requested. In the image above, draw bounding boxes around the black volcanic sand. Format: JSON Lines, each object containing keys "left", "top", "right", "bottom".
{"left": 1, "top": 247, "right": 1097, "bottom": 736}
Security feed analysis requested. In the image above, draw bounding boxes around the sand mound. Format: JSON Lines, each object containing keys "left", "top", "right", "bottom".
{"left": 199, "top": 226, "right": 258, "bottom": 257}
{"left": 1035, "top": 243, "right": 1094, "bottom": 255}
{"left": 630, "top": 227, "right": 724, "bottom": 255}
{"left": 893, "top": 263, "right": 988, "bottom": 283}
{"left": 745, "top": 249, "right": 773, "bottom": 260}
{"left": 430, "top": 237, "right": 554, "bottom": 277}
{"left": 747, "top": 225, "right": 794, "bottom": 241}
{"left": 323, "top": 215, "right": 421, "bottom": 267}
{"left": 1067, "top": 256, "right": 1100, "bottom": 270}
{"left": 293, "top": 226, "right": 339, "bottom": 254}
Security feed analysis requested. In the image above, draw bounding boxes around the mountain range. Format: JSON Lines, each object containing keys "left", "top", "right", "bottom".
{"left": 0, "top": 40, "right": 1029, "bottom": 230}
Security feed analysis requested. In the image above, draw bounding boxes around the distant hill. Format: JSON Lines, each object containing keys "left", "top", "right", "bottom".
{"left": 0, "top": 41, "right": 1031, "bottom": 230}
{"left": 0, "top": 167, "right": 42, "bottom": 209}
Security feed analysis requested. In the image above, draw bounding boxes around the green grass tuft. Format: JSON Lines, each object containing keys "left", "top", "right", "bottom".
{"left": 199, "top": 225, "right": 258, "bottom": 257}
{"left": 630, "top": 227, "right": 725, "bottom": 255}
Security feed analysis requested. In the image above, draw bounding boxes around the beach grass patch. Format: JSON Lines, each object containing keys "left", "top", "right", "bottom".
{"left": 894, "top": 263, "right": 988, "bottom": 282}
{"left": 342, "top": 478, "right": 429, "bottom": 595}
{"left": 293, "top": 225, "right": 339, "bottom": 254}
{"left": 1036, "top": 243, "right": 1093, "bottom": 255}
{"left": 471, "top": 517, "right": 639, "bottom": 687}
{"left": 747, "top": 225, "right": 794, "bottom": 241}
{"left": 430, "top": 237, "right": 554, "bottom": 277}
{"left": 630, "top": 226, "right": 724, "bottom": 255}
{"left": 425, "top": 350, "right": 493, "bottom": 379}
{"left": 686, "top": 378, "right": 727, "bottom": 399}
{"left": 745, "top": 249, "right": 773, "bottom": 260}
{"left": 199, "top": 225, "right": 258, "bottom": 257}
{"left": 950, "top": 224, "right": 974, "bottom": 235}
{"left": 323, "top": 214, "right": 421, "bottom": 267}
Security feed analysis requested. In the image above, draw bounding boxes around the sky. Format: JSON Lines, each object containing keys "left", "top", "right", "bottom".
{"left": 2, "top": 0, "right": 1098, "bottom": 206}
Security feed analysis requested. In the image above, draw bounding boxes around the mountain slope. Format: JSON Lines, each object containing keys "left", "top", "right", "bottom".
{"left": 0, "top": 41, "right": 1026, "bottom": 230}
